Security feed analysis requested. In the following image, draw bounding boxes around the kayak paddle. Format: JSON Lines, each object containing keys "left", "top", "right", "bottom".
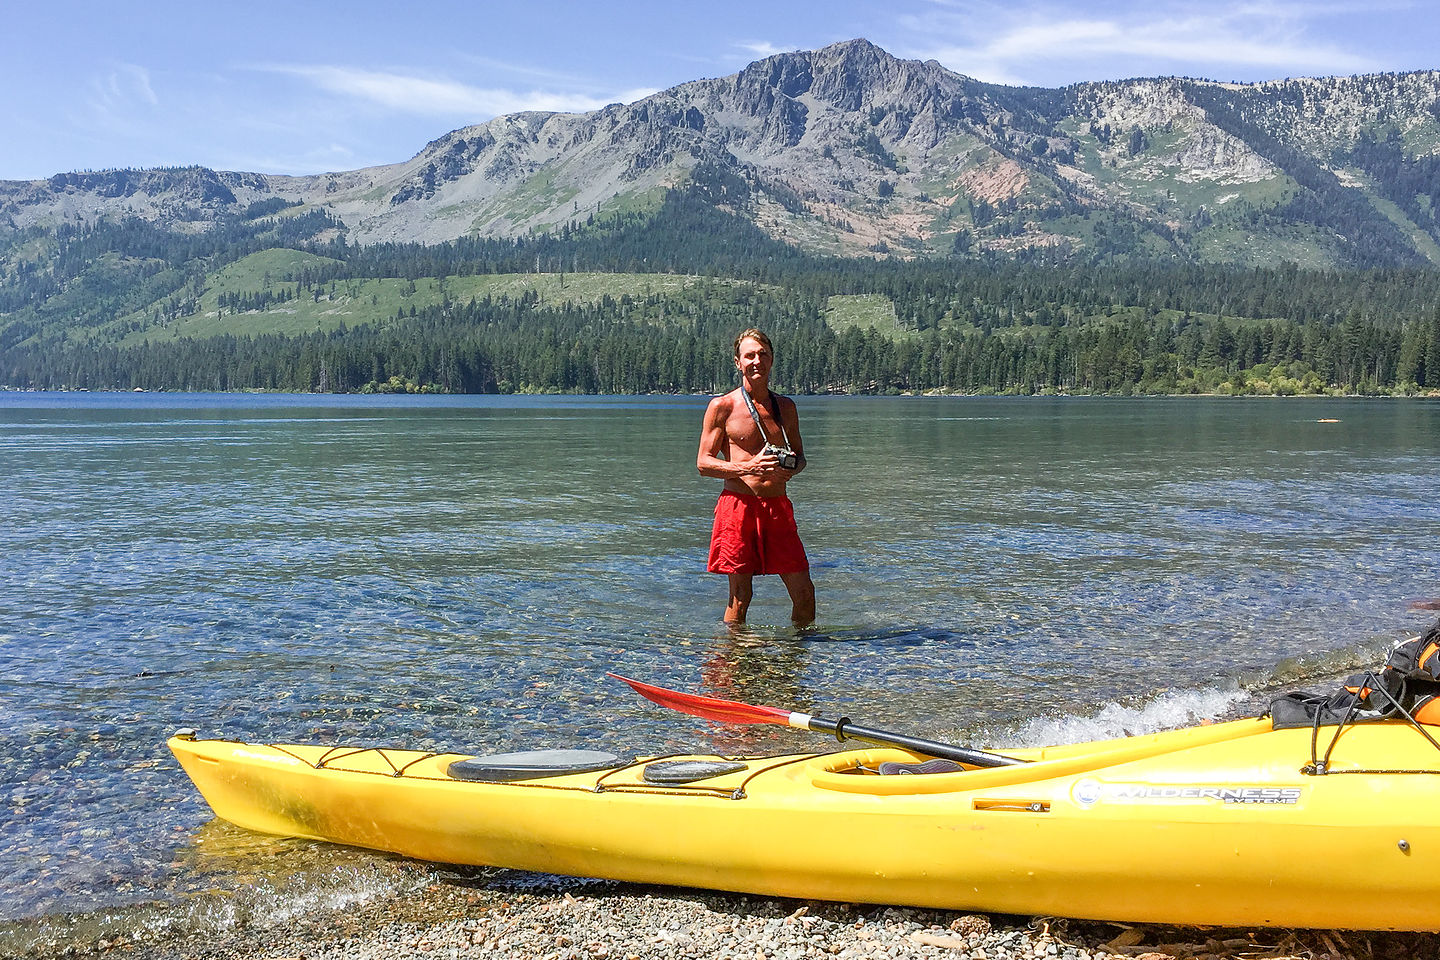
{"left": 609, "top": 673, "right": 1025, "bottom": 768}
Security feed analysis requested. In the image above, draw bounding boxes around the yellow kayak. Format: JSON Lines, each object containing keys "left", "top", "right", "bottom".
{"left": 168, "top": 714, "right": 1440, "bottom": 930}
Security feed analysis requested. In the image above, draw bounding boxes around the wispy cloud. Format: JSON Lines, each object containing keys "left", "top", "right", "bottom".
{"left": 88, "top": 63, "right": 159, "bottom": 111}
{"left": 258, "top": 64, "right": 652, "bottom": 118}
{"left": 735, "top": 41, "right": 803, "bottom": 58}
{"left": 456, "top": 54, "right": 599, "bottom": 88}
{"left": 901, "top": 1, "right": 1382, "bottom": 84}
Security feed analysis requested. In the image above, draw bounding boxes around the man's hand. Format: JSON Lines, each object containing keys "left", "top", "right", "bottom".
{"left": 743, "top": 446, "right": 804, "bottom": 479}
{"left": 743, "top": 447, "right": 784, "bottom": 476}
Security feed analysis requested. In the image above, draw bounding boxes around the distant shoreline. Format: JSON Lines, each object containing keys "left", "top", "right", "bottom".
{"left": 2, "top": 386, "right": 1438, "bottom": 400}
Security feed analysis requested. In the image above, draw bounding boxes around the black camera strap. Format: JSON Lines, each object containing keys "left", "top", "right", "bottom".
{"left": 740, "top": 385, "right": 793, "bottom": 451}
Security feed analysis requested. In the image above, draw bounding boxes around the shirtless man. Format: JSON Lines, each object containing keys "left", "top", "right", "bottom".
{"left": 697, "top": 328, "right": 816, "bottom": 626}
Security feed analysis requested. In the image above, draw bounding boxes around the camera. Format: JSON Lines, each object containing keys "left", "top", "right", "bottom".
{"left": 765, "top": 443, "right": 799, "bottom": 470}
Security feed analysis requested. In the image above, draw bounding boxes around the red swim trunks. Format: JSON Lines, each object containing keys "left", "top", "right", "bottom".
{"left": 707, "top": 490, "right": 809, "bottom": 575}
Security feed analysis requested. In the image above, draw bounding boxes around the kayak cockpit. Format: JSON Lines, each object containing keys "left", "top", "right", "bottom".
{"left": 808, "top": 716, "right": 1274, "bottom": 794}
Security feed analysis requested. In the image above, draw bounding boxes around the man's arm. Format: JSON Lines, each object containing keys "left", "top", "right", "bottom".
{"left": 778, "top": 395, "right": 806, "bottom": 475}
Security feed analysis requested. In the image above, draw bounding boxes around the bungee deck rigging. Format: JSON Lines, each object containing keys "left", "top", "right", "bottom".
{"left": 196, "top": 736, "right": 820, "bottom": 800}
{"left": 1270, "top": 621, "right": 1440, "bottom": 775}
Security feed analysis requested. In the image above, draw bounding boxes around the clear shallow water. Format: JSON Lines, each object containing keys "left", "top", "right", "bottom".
{"left": 1, "top": 392, "right": 1438, "bottom": 937}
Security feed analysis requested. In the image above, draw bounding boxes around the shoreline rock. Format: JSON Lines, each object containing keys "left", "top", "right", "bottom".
{"left": 14, "top": 872, "right": 1437, "bottom": 960}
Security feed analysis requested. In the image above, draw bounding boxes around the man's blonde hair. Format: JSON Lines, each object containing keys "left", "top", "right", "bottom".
{"left": 733, "top": 328, "right": 773, "bottom": 358}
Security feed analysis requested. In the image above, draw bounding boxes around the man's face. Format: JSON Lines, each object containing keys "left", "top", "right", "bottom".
{"left": 735, "top": 337, "right": 773, "bottom": 386}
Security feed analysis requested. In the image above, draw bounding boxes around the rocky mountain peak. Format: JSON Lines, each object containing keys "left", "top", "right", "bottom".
{"left": 3, "top": 40, "right": 1440, "bottom": 268}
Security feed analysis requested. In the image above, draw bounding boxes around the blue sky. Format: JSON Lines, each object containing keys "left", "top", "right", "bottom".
{"left": 3, "top": 0, "right": 1437, "bottom": 180}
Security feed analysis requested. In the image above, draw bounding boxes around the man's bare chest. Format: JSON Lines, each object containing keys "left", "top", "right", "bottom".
{"left": 725, "top": 405, "right": 777, "bottom": 451}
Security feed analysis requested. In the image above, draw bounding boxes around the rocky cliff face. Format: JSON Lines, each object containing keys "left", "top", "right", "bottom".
{"left": 4, "top": 39, "right": 1440, "bottom": 267}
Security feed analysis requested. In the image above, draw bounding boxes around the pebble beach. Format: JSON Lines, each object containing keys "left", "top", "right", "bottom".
{"left": 13, "top": 868, "right": 1437, "bottom": 960}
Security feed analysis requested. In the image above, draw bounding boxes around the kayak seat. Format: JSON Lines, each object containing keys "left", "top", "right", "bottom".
{"left": 878, "top": 758, "right": 964, "bottom": 776}
{"left": 449, "top": 749, "right": 624, "bottom": 783}
{"left": 642, "top": 759, "right": 749, "bottom": 784}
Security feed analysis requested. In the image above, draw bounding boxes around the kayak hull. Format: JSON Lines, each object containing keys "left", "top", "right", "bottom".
{"left": 169, "top": 718, "right": 1440, "bottom": 930}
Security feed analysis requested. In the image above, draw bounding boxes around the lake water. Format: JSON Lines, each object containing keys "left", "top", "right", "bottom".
{"left": 2, "top": 393, "right": 1438, "bottom": 945}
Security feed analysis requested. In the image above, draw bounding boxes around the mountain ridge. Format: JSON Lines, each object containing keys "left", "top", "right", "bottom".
{"left": 4, "top": 38, "right": 1440, "bottom": 268}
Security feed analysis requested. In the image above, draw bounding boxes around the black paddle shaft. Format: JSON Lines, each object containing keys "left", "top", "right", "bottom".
{"left": 810, "top": 716, "right": 1026, "bottom": 768}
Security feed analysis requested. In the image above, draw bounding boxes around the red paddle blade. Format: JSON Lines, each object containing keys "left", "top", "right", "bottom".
{"left": 608, "top": 673, "right": 792, "bottom": 726}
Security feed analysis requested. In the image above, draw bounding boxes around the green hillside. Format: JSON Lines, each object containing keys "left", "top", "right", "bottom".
{"left": 120, "top": 250, "right": 776, "bottom": 345}
{"left": 4, "top": 191, "right": 1439, "bottom": 398}
{"left": 825, "top": 294, "right": 907, "bottom": 339}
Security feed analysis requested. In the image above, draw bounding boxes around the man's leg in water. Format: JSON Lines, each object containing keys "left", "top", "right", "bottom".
{"left": 725, "top": 573, "right": 754, "bottom": 623}
{"left": 780, "top": 571, "right": 816, "bottom": 627}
